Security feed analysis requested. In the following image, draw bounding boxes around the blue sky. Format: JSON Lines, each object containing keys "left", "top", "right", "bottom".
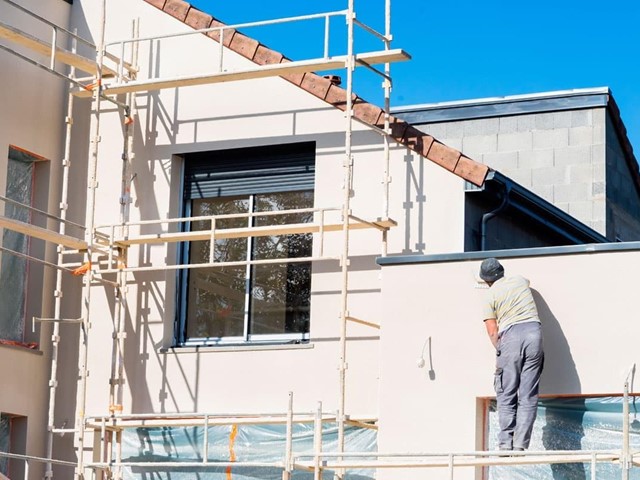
{"left": 188, "top": 0, "right": 640, "bottom": 153}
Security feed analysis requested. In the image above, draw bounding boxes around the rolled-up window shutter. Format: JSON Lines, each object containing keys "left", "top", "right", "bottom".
{"left": 184, "top": 142, "right": 315, "bottom": 200}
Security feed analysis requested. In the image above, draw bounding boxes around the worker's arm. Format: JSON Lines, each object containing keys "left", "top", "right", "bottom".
{"left": 484, "top": 318, "right": 499, "bottom": 349}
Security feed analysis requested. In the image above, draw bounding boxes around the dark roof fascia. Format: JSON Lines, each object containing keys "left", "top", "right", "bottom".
{"left": 482, "top": 170, "right": 608, "bottom": 244}
{"left": 376, "top": 241, "right": 640, "bottom": 267}
{"left": 391, "top": 88, "right": 610, "bottom": 124}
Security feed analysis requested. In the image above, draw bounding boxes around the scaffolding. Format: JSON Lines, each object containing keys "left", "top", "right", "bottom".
{"left": 0, "top": 1, "right": 638, "bottom": 480}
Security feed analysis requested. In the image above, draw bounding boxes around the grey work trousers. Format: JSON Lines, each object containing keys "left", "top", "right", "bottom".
{"left": 494, "top": 321, "right": 544, "bottom": 450}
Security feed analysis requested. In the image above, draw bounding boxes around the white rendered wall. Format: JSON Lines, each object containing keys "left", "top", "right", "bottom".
{"left": 56, "top": 0, "right": 467, "bottom": 439}
{"left": 0, "top": 0, "right": 71, "bottom": 476}
{"left": 378, "top": 249, "right": 640, "bottom": 480}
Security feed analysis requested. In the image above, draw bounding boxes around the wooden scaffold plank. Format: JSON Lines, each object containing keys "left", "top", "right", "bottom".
{"left": 72, "top": 49, "right": 411, "bottom": 98}
{"left": 0, "top": 215, "right": 87, "bottom": 250}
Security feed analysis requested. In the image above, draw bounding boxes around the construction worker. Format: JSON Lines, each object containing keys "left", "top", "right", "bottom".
{"left": 479, "top": 258, "right": 544, "bottom": 451}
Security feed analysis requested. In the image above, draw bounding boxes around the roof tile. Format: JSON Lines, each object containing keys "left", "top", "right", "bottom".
{"left": 454, "top": 156, "right": 489, "bottom": 186}
{"left": 279, "top": 58, "right": 305, "bottom": 86}
{"left": 426, "top": 141, "right": 461, "bottom": 172}
{"left": 185, "top": 8, "right": 213, "bottom": 30}
{"left": 402, "top": 125, "right": 435, "bottom": 158}
{"left": 229, "top": 32, "right": 260, "bottom": 60}
{"left": 301, "top": 74, "right": 333, "bottom": 100}
{"left": 207, "top": 18, "right": 235, "bottom": 46}
{"left": 163, "top": 0, "right": 190, "bottom": 22}
{"left": 325, "top": 85, "right": 355, "bottom": 111}
{"left": 145, "top": 0, "right": 167, "bottom": 9}
{"left": 253, "top": 45, "right": 284, "bottom": 66}
{"left": 353, "top": 98, "right": 383, "bottom": 125}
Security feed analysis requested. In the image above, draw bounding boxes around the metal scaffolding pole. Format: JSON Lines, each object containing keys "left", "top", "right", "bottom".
{"left": 337, "top": 0, "right": 356, "bottom": 470}
{"left": 74, "top": 1, "right": 107, "bottom": 479}
{"left": 44, "top": 29, "right": 78, "bottom": 480}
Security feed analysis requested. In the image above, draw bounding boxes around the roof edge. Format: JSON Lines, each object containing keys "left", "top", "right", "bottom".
{"left": 142, "top": 0, "right": 490, "bottom": 187}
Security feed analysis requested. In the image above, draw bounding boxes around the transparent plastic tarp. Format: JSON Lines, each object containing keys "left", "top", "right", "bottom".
{"left": 487, "top": 396, "right": 640, "bottom": 480}
{"left": 0, "top": 149, "right": 34, "bottom": 342}
{"left": 0, "top": 414, "right": 9, "bottom": 475}
{"left": 120, "top": 422, "right": 377, "bottom": 480}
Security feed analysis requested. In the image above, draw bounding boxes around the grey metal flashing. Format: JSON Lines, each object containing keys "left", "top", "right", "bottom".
{"left": 376, "top": 241, "right": 640, "bottom": 267}
{"left": 392, "top": 91, "right": 609, "bottom": 124}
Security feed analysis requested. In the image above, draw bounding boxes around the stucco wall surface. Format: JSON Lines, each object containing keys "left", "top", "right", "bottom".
{"left": 378, "top": 249, "right": 640, "bottom": 479}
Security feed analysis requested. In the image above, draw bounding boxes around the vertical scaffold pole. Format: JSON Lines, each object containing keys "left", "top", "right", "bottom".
{"left": 622, "top": 380, "right": 630, "bottom": 480}
{"left": 75, "top": 2, "right": 107, "bottom": 479}
{"left": 283, "top": 392, "right": 294, "bottom": 480}
{"left": 45, "top": 30, "right": 77, "bottom": 480}
{"left": 337, "top": 0, "right": 356, "bottom": 473}
{"left": 381, "top": 0, "right": 392, "bottom": 257}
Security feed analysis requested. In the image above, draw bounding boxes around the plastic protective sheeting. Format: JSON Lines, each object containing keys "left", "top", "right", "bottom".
{"left": 0, "top": 150, "right": 34, "bottom": 342}
{"left": 0, "top": 414, "right": 9, "bottom": 476}
{"left": 487, "top": 396, "right": 640, "bottom": 480}
{"left": 120, "top": 422, "right": 376, "bottom": 480}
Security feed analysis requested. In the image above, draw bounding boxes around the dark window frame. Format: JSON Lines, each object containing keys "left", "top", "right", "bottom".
{"left": 176, "top": 142, "right": 316, "bottom": 347}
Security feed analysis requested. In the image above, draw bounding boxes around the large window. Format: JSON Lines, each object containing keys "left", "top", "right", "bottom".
{"left": 177, "top": 143, "right": 315, "bottom": 346}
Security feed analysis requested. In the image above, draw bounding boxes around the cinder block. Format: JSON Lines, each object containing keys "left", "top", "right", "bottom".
{"left": 532, "top": 166, "right": 567, "bottom": 186}
{"left": 592, "top": 123, "right": 605, "bottom": 145}
{"left": 553, "top": 111, "right": 572, "bottom": 128}
{"left": 534, "top": 112, "right": 555, "bottom": 130}
{"left": 462, "top": 135, "right": 497, "bottom": 156}
{"left": 571, "top": 109, "right": 591, "bottom": 127}
{"left": 592, "top": 198, "right": 606, "bottom": 220}
{"left": 590, "top": 220, "right": 606, "bottom": 235}
{"left": 445, "top": 121, "right": 464, "bottom": 139}
{"left": 592, "top": 145, "right": 605, "bottom": 167}
{"left": 518, "top": 149, "right": 553, "bottom": 169}
{"left": 568, "top": 163, "right": 594, "bottom": 184}
{"left": 568, "top": 201, "right": 593, "bottom": 223}
{"left": 419, "top": 123, "right": 447, "bottom": 139}
{"left": 517, "top": 115, "right": 536, "bottom": 132}
{"left": 554, "top": 182, "right": 590, "bottom": 203}
{"left": 593, "top": 161, "right": 605, "bottom": 185}
{"left": 463, "top": 118, "right": 499, "bottom": 136}
{"left": 482, "top": 151, "right": 518, "bottom": 172}
{"left": 592, "top": 182, "right": 605, "bottom": 198}
{"left": 592, "top": 107, "right": 606, "bottom": 125}
{"left": 568, "top": 126, "right": 593, "bottom": 147}
{"left": 531, "top": 185, "right": 554, "bottom": 203}
{"left": 554, "top": 202, "right": 569, "bottom": 214}
{"left": 554, "top": 145, "right": 591, "bottom": 167}
{"left": 507, "top": 169, "right": 532, "bottom": 188}
{"left": 499, "top": 116, "right": 518, "bottom": 133}
{"left": 438, "top": 137, "right": 462, "bottom": 151}
{"left": 497, "top": 132, "right": 532, "bottom": 152}
{"left": 532, "top": 128, "right": 569, "bottom": 149}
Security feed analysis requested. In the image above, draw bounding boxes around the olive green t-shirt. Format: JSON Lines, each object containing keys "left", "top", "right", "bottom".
{"left": 481, "top": 275, "right": 540, "bottom": 333}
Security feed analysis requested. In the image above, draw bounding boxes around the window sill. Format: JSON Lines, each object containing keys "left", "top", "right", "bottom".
{"left": 161, "top": 342, "right": 314, "bottom": 354}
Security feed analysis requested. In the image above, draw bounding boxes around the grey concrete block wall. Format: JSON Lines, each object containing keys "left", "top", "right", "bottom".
{"left": 414, "top": 105, "right": 623, "bottom": 238}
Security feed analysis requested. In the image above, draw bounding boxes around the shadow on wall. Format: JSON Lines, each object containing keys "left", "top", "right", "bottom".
{"left": 533, "top": 289, "right": 586, "bottom": 480}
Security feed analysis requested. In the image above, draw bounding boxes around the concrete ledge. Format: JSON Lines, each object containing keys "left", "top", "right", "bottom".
{"left": 377, "top": 241, "right": 640, "bottom": 266}
{"left": 162, "top": 342, "right": 314, "bottom": 354}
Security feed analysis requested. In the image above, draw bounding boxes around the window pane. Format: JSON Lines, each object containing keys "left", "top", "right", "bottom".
{"left": 250, "top": 191, "right": 313, "bottom": 335}
{"left": 186, "top": 197, "right": 249, "bottom": 339}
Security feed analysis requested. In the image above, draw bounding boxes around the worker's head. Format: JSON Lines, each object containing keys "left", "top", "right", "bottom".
{"left": 479, "top": 258, "right": 504, "bottom": 283}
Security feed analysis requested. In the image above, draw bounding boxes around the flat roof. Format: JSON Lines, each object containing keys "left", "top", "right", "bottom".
{"left": 392, "top": 87, "right": 610, "bottom": 124}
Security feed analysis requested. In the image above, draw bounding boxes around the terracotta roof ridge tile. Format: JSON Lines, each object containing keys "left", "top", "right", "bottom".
{"left": 143, "top": 0, "right": 490, "bottom": 187}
